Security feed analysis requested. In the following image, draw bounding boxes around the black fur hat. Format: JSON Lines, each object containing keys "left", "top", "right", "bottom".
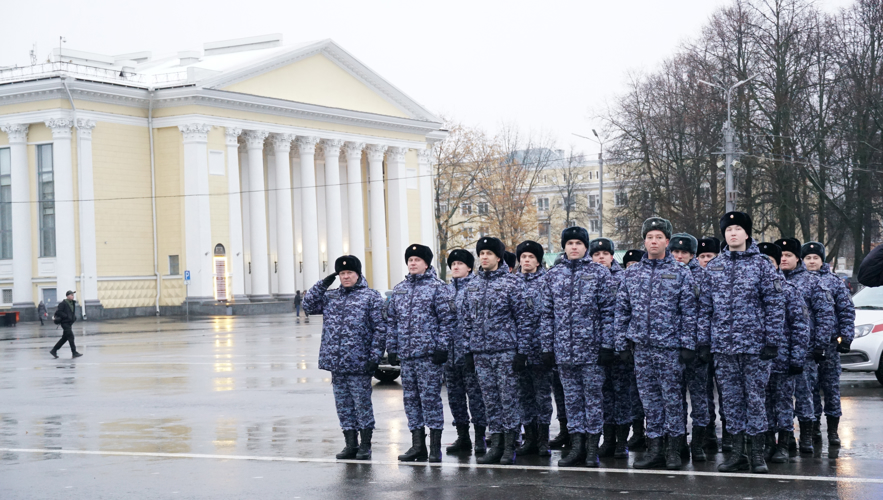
{"left": 476, "top": 237, "right": 505, "bottom": 260}
{"left": 447, "top": 249, "right": 474, "bottom": 270}
{"left": 560, "top": 226, "right": 589, "bottom": 250}
{"left": 802, "top": 241, "right": 826, "bottom": 261}
{"left": 504, "top": 251, "right": 517, "bottom": 270}
{"left": 774, "top": 238, "right": 801, "bottom": 257}
{"left": 669, "top": 233, "right": 698, "bottom": 255}
{"left": 758, "top": 242, "right": 782, "bottom": 266}
{"left": 622, "top": 249, "right": 646, "bottom": 266}
{"left": 589, "top": 237, "right": 615, "bottom": 256}
{"left": 405, "top": 243, "right": 433, "bottom": 267}
{"left": 720, "top": 211, "right": 753, "bottom": 236}
{"left": 642, "top": 217, "right": 673, "bottom": 239}
{"left": 334, "top": 255, "right": 362, "bottom": 275}
{"left": 516, "top": 240, "right": 545, "bottom": 263}
{"left": 698, "top": 237, "right": 721, "bottom": 254}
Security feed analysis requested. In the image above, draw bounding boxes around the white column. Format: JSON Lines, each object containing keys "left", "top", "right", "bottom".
{"left": 225, "top": 127, "right": 248, "bottom": 301}
{"left": 344, "top": 142, "right": 366, "bottom": 265}
{"left": 178, "top": 123, "right": 213, "bottom": 301}
{"left": 75, "top": 119, "right": 99, "bottom": 310}
{"left": 322, "top": 139, "right": 344, "bottom": 262}
{"left": 296, "top": 136, "right": 321, "bottom": 288}
{"left": 385, "top": 147, "right": 410, "bottom": 280}
{"left": 45, "top": 118, "right": 77, "bottom": 299}
{"left": 271, "top": 133, "right": 296, "bottom": 298}
{"left": 338, "top": 151, "right": 350, "bottom": 254}
{"left": 1, "top": 124, "right": 34, "bottom": 309}
{"left": 416, "top": 148, "right": 435, "bottom": 248}
{"left": 366, "top": 144, "right": 389, "bottom": 290}
{"left": 244, "top": 130, "right": 271, "bottom": 299}
{"left": 290, "top": 149, "right": 304, "bottom": 292}
{"left": 239, "top": 144, "right": 251, "bottom": 296}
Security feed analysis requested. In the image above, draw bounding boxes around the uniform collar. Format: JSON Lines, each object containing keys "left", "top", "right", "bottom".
{"left": 406, "top": 266, "right": 438, "bottom": 283}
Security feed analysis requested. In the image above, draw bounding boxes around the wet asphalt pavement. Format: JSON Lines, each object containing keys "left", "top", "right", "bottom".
{"left": 2, "top": 315, "right": 883, "bottom": 499}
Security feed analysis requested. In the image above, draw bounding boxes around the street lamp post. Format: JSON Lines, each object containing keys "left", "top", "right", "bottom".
{"left": 698, "top": 75, "right": 758, "bottom": 213}
{"left": 573, "top": 131, "right": 605, "bottom": 237}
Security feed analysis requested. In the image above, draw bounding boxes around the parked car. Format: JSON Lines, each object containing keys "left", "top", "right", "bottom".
{"left": 375, "top": 351, "right": 401, "bottom": 383}
{"left": 841, "top": 285, "right": 883, "bottom": 385}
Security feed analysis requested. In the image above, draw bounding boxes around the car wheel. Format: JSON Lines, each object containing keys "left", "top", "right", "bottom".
{"left": 374, "top": 369, "right": 401, "bottom": 383}
{"left": 876, "top": 361, "right": 883, "bottom": 387}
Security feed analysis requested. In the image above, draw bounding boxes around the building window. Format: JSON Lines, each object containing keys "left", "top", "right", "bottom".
{"left": 436, "top": 202, "right": 448, "bottom": 218}
{"left": 537, "top": 197, "right": 549, "bottom": 213}
{"left": 590, "top": 219, "right": 600, "bottom": 233}
{"left": 37, "top": 144, "right": 55, "bottom": 258}
{"left": 169, "top": 255, "right": 180, "bottom": 276}
{"left": 565, "top": 220, "right": 577, "bottom": 228}
{"left": 538, "top": 222, "right": 550, "bottom": 239}
{"left": 461, "top": 202, "right": 472, "bottom": 216}
{"left": 1, "top": 288, "right": 12, "bottom": 305}
{"left": 0, "top": 148, "right": 11, "bottom": 259}
{"left": 615, "top": 191, "right": 628, "bottom": 207}
{"left": 616, "top": 217, "right": 629, "bottom": 232}
{"left": 479, "top": 226, "right": 489, "bottom": 237}
{"left": 477, "top": 202, "right": 488, "bottom": 215}
{"left": 463, "top": 226, "right": 475, "bottom": 239}
{"left": 588, "top": 194, "right": 598, "bottom": 209}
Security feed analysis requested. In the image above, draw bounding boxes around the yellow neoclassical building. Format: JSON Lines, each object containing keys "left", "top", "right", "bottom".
{"left": 0, "top": 34, "right": 444, "bottom": 320}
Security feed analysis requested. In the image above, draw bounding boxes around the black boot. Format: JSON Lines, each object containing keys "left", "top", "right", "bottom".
{"left": 749, "top": 434, "right": 769, "bottom": 473}
{"left": 627, "top": 418, "right": 647, "bottom": 450}
{"left": 633, "top": 436, "right": 665, "bottom": 469}
{"left": 704, "top": 421, "right": 719, "bottom": 450}
{"left": 585, "top": 432, "right": 601, "bottom": 467}
{"left": 549, "top": 420, "right": 570, "bottom": 449}
{"left": 355, "top": 428, "right": 372, "bottom": 460}
{"left": 336, "top": 429, "right": 359, "bottom": 459}
{"left": 614, "top": 424, "right": 630, "bottom": 459}
{"left": 474, "top": 425, "right": 487, "bottom": 455}
{"left": 691, "top": 425, "right": 707, "bottom": 462}
{"left": 49, "top": 349, "right": 58, "bottom": 359}
{"left": 721, "top": 420, "right": 734, "bottom": 453}
{"left": 398, "top": 428, "right": 428, "bottom": 461}
{"left": 558, "top": 433, "right": 586, "bottom": 467}
{"left": 718, "top": 433, "right": 748, "bottom": 472}
{"left": 598, "top": 423, "right": 616, "bottom": 458}
{"left": 517, "top": 423, "right": 538, "bottom": 455}
{"left": 428, "top": 428, "right": 443, "bottom": 463}
{"left": 680, "top": 434, "right": 690, "bottom": 460}
{"left": 798, "top": 420, "right": 814, "bottom": 454}
{"left": 446, "top": 424, "right": 472, "bottom": 454}
{"left": 500, "top": 429, "right": 518, "bottom": 465}
{"left": 537, "top": 424, "right": 551, "bottom": 457}
{"left": 666, "top": 434, "right": 684, "bottom": 470}
{"left": 812, "top": 419, "right": 822, "bottom": 442}
{"left": 476, "top": 433, "right": 503, "bottom": 464}
{"left": 770, "top": 431, "right": 790, "bottom": 463}
{"left": 826, "top": 415, "right": 841, "bottom": 446}
{"left": 763, "top": 431, "right": 776, "bottom": 461}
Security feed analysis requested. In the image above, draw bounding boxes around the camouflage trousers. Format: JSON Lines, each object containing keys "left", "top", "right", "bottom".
{"left": 715, "top": 353, "right": 772, "bottom": 435}
{"left": 765, "top": 372, "right": 796, "bottom": 432}
{"left": 811, "top": 342, "right": 843, "bottom": 418}
{"left": 634, "top": 346, "right": 685, "bottom": 438}
{"left": 401, "top": 357, "right": 445, "bottom": 431}
{"left": 552, "top": 367, "right": 567, "bottom": 422}
{"left": 559, "top": 363, "right": 605, "bottom": 435}
{"left": 518, "top": 364, "right": 554, "bottom": 426}
{"left": 682, "top": 358, "right": 711, "bottom": 428}
{"left": 444, "top": 357, "right": 487, "bottom": 427}
{"left": 602, "top": 359, "right": 633, "bottom": 425}
{"left": 474, "top": 350, "right": 522, "bottom": 434}
{"left": 331, "top": 373, "right": 375, "bottom": 431}
{"left": 629, "top": 361, "right": 645, "bottom": 421}
{"left": 707, "top": 359, "right": 723, "bottom": 425}
{"left": 793, "top": 358, "right": 817, "bottom": 421}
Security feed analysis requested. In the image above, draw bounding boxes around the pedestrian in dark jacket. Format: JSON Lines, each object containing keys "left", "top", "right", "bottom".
{"left": 443, "top": 249, "right": 488, "bottom": 456}
{"left": 540, "top": 227, "right": 616, "bottom": 467}
{"left": 50, "top": 291, "right": 82, "bottom": 358}
{"left": 698, "top": 212, "right": 785, "bottom": 474}
{"left": 294, "top": 291, "right": 303, "bottom": 322}
{"left": 37, "top": 301, "right": 47, "bottom": 326}
{"left": 858, "top": 243, "right": 883, "bottom": 287}
{"left": 304, "top": 256, "right": 386, "bottom": 461}
{"left": 386, "top": 244, "right": 456, "bottom": 463}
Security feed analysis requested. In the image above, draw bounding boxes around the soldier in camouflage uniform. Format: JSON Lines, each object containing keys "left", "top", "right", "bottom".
{"left": 668, "top": 232, "right": 711, "bottom": 463}
{"left": 386, "top": 244, "right": 457, "bottom": 463}
{"left": 304, "top": 256, "right": 386, "bottom": 460}
{"left": 803, "top": 241, "right": 855, "bottom": 447}
{"left": 697, "top": 236, "right": 725, "bottom": 451}
{"left": 462, "top": 237, "right": 535, "bottom": 465}
{"left": 621, "top": 249, "right": 648, "bottom": 450}
{"left": 698, "top": 212, "right": 785, "bottom": 474}
{"left": 775, "top": 238, "right": 837, "bottom": 455}
{"left": 443, "top": 249, "right": 488, "bottom": 455}
{"left": 591, "top": 237, "right": 633, "bottom": 460}
{"left": 514, "top": 240, "right": 554, "bottom": 457}
{"left": 540, "top": 227, "right": 616, "bottom": 468}
{"left": 616, "top": 219, "right": 697, "bottom": 470}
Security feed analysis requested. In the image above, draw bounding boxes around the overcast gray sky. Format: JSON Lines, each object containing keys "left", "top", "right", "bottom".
{"left": 1, "top": 0, "right": 855, "bottom": 153}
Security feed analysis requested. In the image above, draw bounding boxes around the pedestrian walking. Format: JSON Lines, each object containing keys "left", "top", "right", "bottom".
{"left": 49, "top": 291, "right": 82, "bottom": 359}
{"left": 37, "top": 301, "right": 47, "bottom": 326}
{"left": 303, "top": 256, "right": 386, "bottom": 460}
{"left": 294, "top": 291, "right": 303, "bottom": 323}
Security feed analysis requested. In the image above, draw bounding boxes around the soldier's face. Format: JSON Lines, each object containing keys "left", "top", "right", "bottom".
{"left": 479, "top": 250, "right": 500, "bottom": 271}
{"left": 698, "top": 252, "right": 717, "bottom": 267}
{"left": 765, "top": 256, "right": 779, "bottom": 269}
{"left": 565, "top": 240, "right": 586, "bottom": 260}
{"left": 520, "top": 253, "right": 539, "bottom": 273}
{"left": 804, "top": 254, "right": 823, "bottom": 271}
{"left": 592, "top": 250, "right": 613, "bottom": 268}
{"left": 338, "top": 270, "right": 358, "bottom": 287}
{"left": 644, "top": 231, "right": 668, "bottom": 258}
{"left": 671, "top": 249, "right": 693, "bottom": 264}
{"left": 408, "top": 256, "right": 428, "bottom": 275}
{"left": 725, "top": 225, "right": 749, "bottom": 250}
{"left": 780, "top": 251, "right": 799, "bottom": 270}
{"left": 450, "top": 261, "right": 471, "bottom": 279}
{"left": 625, "top": 261, "right": 638, "bottom": 268}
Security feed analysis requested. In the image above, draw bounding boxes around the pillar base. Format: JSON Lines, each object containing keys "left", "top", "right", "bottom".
{"left": 247, "top": 294, "right": 275, "bottom": 303}
{"left": 274, "top": 294, "right": 295, "bottom": 301}
{"left": 185, "top": 296, "right": 213, "bottom": 304}
{"left": 231, "top": 295, "right": 251, "bottom": 304}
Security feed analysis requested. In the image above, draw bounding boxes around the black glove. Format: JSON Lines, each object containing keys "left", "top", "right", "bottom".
{"left": 363, "top": 359, "right": 379, "bottom": 373}
{"left": 513, "top": 353, "right": 528, "bottom": 372}
{"left": 811, "top": 348, "right": 826, "bottom": 363}
{"left": 679, "top": 348, "right": 696, "bottom": 364}
{"left": 759, "top": 345, "right": 778, "bottom": 361}
{"left": 788, "top": 364, "right": 804, "bottom": 375}
{"left": 597, "top": 348, "right": 616, "bottom": 366}
{"left": 541, "top": 352, "right": 556, "bottom": 367}
{"left": 387, "top": 352, "right": 400, "bottom": 366}
{"left": 697, "top": 345, "right": 712, "bottom": 364}
{"left": 837, "top": 341, "right": 851, "bottom": 354}
{"left": 464, "top": 352, "right": 475, "bottom": 373}
{"left": 431, "top": 349, "right": 448, "bottom": 365}
{"left": 321, "top": 273, "right": 338, "bottom": 288}
{"left": 618, "top": 350, "right": 634, "bottom": 364}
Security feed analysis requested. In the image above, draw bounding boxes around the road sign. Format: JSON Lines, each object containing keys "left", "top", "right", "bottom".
{"left": 184, "top": 270, "right": 191, "bottom": 286}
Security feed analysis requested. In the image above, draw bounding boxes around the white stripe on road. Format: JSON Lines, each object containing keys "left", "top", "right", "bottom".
{"left": 3, "top": 448, "right": 882, "bottom": 484}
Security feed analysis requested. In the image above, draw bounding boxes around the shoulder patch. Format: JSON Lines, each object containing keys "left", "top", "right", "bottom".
{"left": 693, "top": 284, "right": 700, "bottom": 299}
{"left": 580, "top": 274, "right": 595, "bottom": 281}
{"left": 395, "top": 289, "right": 408, "bottom": 295}
{"left": 660, "top": 273, "right": 677, "bottom": 280}
{"left": 526, "top": 297, "right": 535, "bottom": 309}
{"left": 774, "top": 280, "right": 783, "bottom": 293}
{"left": 826, "top": 291, "right": 834, "bottom": 304}
{"left": 468, "top": 286, "right": 480, "bottom": 292}
{"left": 708, "top": 265, "right": 724, "bottom": 271}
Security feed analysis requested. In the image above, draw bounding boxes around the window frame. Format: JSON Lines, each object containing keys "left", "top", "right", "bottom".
{"left": 37, "top": 144, "right": 55, "bottom": 258}
{"left": 0, "top": 148, "right": 11, "bottom": 260}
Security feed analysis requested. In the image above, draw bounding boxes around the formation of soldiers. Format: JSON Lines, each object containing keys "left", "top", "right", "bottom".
{"left": 304, "top": 211, "right": 855, "bottom": 474}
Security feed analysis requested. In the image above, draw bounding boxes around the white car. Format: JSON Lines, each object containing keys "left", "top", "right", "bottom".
{"left": 841, "top": 285, "right": 883, "bottom": 385}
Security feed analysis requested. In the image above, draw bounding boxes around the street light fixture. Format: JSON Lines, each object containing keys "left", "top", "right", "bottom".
{"left": 573, "top": 131, "right": 605, "bottom": 237}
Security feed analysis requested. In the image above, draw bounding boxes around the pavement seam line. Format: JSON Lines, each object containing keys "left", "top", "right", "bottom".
{"left": 3, "top": 448, "right": 881, "bottom": 484}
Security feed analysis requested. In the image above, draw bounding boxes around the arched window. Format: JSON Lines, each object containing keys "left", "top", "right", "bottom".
{"left": 214, "top": 243, "right": 226, "bottom": 256}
